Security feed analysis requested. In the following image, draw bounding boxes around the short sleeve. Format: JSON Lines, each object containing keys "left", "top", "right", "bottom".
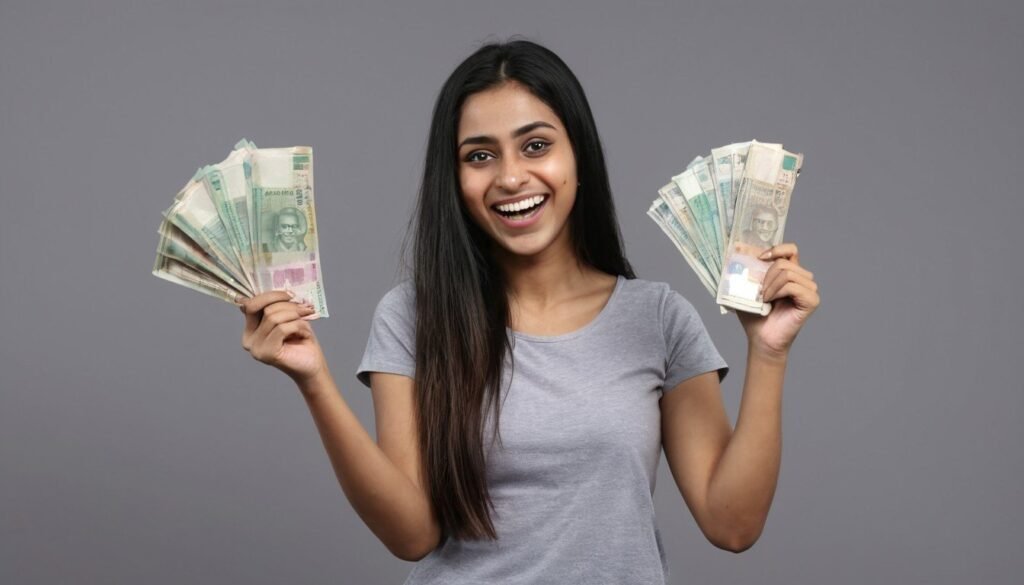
{"left": 661, "top": 288, "right": 729, "bottom": 392}
{"left": 356, "top": 282, "right": 416, "bottom": 388}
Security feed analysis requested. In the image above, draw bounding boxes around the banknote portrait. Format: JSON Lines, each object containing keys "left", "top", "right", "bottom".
{"left": 740, "top": 205, "right": 779, "bottom": 248}
{"left": 263, "top": 206, "right": 308, "bottom": 253}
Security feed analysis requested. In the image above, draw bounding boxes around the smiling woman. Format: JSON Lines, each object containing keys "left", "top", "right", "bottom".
{"left": 456, "top": 84, "right": 577, "bottom": 257}
{"left": 237, "top": 37, "right": 819, "bottom": 585}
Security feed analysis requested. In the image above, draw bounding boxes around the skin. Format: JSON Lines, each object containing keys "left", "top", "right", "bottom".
{"left": 237, "top": 80, "right": 820, "bottom": 559}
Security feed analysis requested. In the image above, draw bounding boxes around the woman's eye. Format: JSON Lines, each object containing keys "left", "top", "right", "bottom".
{"left": 466, "top": 151, "right": 493, "bottom": 163}
{"left": 525, "top": 140, "right": 550, "bottom": 154}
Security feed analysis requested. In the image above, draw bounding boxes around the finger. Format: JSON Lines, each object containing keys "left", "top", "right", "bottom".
{"left": 761, "top": 260, "right": 814, "bottom": 293}
{"left": 255, "top": 320, "right": 313, "bottom": 360}
{"left": 764, "top": 279, "right": 820, "bottom": 310}
{"left": 241, "top": 291, "right": 295, "bottom": 334}
{"left": 762, "top": 270, "right": 817, "bottom": 302}
{"left": 264, "top": 299, "right": 315, "bottom": 317}
{"left": 759, "top": 242, "right": 799, "bottom": 264}
{"left": 254, "top": 304, "right": 313, "bottom": 341}
{"left": 264, "top": 302, "right": 317, "bottom": 326}
{"left": 242, "top": 290, "right": 296, "bottom": 314}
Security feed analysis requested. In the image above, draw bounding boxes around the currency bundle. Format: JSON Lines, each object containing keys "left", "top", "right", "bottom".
{"left": 648, "top": 140, "right": 802, "bottom": 315}
{"left": 153, "top": 139, "right": 329, "bottom": 318}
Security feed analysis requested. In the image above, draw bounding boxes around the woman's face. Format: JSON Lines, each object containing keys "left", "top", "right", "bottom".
{"left": 457, "top": 81, "right": 577, "bottom": 260}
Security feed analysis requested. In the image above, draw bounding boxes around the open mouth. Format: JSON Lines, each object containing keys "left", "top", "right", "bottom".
{"left": 491, "top": 194, "right": 549, "bottom": 221}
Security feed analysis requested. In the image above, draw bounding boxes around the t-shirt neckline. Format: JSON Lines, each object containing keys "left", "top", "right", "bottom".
{"left": 507, "top": 275, "right": 625, "bottom": 343}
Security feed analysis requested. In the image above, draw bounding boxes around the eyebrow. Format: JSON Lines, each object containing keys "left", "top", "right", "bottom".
{"left": 458, "top": 121, "right": 557, "bottom": 149}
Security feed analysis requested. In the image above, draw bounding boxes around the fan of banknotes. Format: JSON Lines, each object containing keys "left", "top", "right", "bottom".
{"left": 153, "top": 139, "right": 329, "bottom": 318}
{"left": 647, "top": 140, "right": 803, "bottom": 315}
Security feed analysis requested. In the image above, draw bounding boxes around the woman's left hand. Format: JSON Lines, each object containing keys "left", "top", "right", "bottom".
{"left": 736, "top": 242, "right": 820, "bottom": 359}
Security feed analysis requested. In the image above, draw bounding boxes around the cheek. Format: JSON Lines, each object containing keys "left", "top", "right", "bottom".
{"left": 539, "top": 156, "right": 574, "bottom": 187}
{"left": 459, "top": 168, "right": 489, "bottom": 202}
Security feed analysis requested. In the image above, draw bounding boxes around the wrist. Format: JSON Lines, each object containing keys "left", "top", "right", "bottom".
{"left": 747, "top": 341, "right": 790, "bottom": 365}
{"left": 293, "top": 366, "right": 335, "bottom": 402}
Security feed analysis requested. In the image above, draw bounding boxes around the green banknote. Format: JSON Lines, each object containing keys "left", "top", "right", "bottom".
{"left": 671, "top": 167, "right": 724, "bottom": 263}
{"left": 648, "top": 199, "right": 717, "bottom": 296}
{"left": 200, "top": 141, "right": 258, "bottom": 285}
{"left": 250, "top": 146, "right": 329, "bottom": 318}
{"left": 162, "top": 173, "right": 253, "bottom": 291}
{"left": 658, "top": 181, "right": 721, "bottom": 274}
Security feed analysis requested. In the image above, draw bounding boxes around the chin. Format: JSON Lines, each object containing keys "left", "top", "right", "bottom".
{"left": 492, "top": 231, "right": 557, "bottom": 258}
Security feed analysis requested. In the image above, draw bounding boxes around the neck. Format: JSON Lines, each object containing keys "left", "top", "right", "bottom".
{"left": 493, "top": 229, "right": 592, "bottom": 308}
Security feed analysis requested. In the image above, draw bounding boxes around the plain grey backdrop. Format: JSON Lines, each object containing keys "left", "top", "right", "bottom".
{"left": 2, "top": 0, "right": 1021, "bottom": 583}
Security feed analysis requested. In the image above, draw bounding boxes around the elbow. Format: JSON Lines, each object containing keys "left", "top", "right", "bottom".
{"left": 393, "top": 546, "right": 428, "bottom": 563}
{"left": 712, "top": 525, "right": 764, "bottom": 554}
{"left": 390, "top": 524, "right": 442, "bottom": 562}
{"left": 719, "top": 535, "right": 758, "bottom": 554}
{"left": 703, "top": 512, "right": 765, "bottom": 553}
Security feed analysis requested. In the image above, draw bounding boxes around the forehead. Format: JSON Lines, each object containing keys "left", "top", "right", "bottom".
{"left": 457, "top": 82, "right": 562, "bottom": 139}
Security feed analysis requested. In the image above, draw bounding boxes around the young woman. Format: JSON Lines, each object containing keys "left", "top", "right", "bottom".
{"left": 239, "top": 40, "right": 820, "bottom": 584}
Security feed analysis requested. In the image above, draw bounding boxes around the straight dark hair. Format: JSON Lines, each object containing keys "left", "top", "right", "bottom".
{"left": 403, "top": 38, "right": 635, "bottom": 544}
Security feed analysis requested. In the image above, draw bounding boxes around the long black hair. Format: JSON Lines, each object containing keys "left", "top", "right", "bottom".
{"left": 404, "top": 38, "right": 635, "bottom": 543}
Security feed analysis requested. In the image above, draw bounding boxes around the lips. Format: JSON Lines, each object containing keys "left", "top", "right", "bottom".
{"left": 491, "top": 194, "right": 549, "bottom": 217}
{"left": 490, "top": 193, "right": 549, "bottom": 227}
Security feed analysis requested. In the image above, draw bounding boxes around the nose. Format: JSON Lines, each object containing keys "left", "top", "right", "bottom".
{"left": 496, "top": 158, "right": 529, "bottom": 192}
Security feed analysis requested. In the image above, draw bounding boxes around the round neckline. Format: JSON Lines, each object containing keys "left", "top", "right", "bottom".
{"left": 507, "top": 275, "right": 625, "bottom": 343}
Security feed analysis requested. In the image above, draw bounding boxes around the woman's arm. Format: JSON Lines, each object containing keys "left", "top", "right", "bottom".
{"left": 298, "top": 371, "right": 441, "bottom": 562}
{"left": 240, "top": 292, "right": 440, "bottom": 561}
{"left": 661, "top": 242, "right": 819, "bottom": 553}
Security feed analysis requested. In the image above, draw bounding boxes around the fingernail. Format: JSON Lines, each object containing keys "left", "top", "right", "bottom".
{"left": 286, "top": 290, "right": 296, "bottom": 298}
{"left": 759, "top": 250, "right": 772, "bottom": 260}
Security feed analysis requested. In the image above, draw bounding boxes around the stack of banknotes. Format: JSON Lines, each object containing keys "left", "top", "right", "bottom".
{"left": 153, "top": 139, "right": 329, "bottom": 318}
{"left": 647, "top": 140, "right": 803, "bottom": 315}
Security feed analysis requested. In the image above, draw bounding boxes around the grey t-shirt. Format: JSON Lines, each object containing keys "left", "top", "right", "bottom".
{"left": 357, "top": 275, "right": 728, "bottom": 584}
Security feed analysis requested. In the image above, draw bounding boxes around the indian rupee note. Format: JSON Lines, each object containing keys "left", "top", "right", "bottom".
{"left": 658, "top": 181, "right": 721, "bottom": 273}
{"left": 152, "top": 255, "right": 242, "bottom": 305}
{"left": 691, "top": 157, "right": 728, "bottom": 257}
{"left": 200, "top": 140, "right": 258, "bottom": 283}
{"left": 163, "top": 173, "right": 255, "bottom": 291}
{"left": 648, "top": 199, "right": 717, "bottom": 295}
{"left": 710, "top": 145, "right": 737, "bottom": 235}
{"left": 251, "top": 146, "right": 329, "bottom": 318}
{"left": 671, "top": 168, "right": 724, "bottom": 266}
{"left": 716, "top": 143, "right": 802, "bottom": 315}
{"left": 157, "top": 219, "right": 253, "bottom": 297}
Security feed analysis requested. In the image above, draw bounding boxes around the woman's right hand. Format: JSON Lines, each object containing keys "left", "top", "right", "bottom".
{"left": 240, "top": 291, "right": 326, "bottom": 384}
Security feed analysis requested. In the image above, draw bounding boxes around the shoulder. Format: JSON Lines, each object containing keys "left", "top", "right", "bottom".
{"left": 616, "top": 277, "right": 695, "bottom": 321}
{"left": 378, "top": 279, "right": 415, "bottom": 307}
{"left": 372, "top": 279, "right": 416, "bottom": 323}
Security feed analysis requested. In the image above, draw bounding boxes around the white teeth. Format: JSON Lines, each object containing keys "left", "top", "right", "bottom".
{"left": 496, "top": 195, "right": 545, "bottom": 213}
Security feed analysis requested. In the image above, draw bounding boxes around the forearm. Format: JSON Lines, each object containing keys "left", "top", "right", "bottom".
{"left": 296, "top": 369, "right": 437, "bottom": 561}
{"left": 706, "top": 346, "right": 787, "bottom": 549}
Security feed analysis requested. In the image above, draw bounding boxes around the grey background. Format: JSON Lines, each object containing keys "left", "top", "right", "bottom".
{"left": 1, "top": 0, "right": 1020, "bottom": 583}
